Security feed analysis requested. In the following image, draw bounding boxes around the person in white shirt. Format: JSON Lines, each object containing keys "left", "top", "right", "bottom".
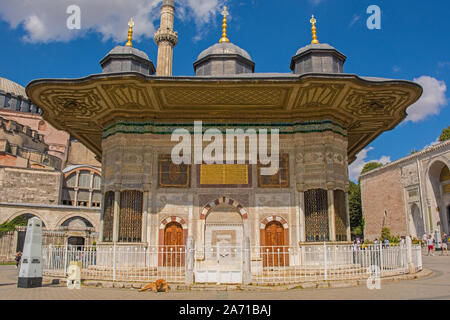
{"left": 427, "top": 235, "right": 434, "bottom": 256}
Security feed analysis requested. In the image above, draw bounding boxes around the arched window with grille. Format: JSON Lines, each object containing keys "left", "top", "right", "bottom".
{"left": 62, "top": 167, "right": 102, "bottom": 208}
{"left": 305, "top": 189, "right": 329, "bottom": 242}
{"left": 119, "top": 190, "right": 143, "bottom": 243}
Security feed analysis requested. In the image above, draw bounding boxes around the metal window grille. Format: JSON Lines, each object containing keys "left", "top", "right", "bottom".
{"left": 102, "top": 192, "right": 114, "bottom": 242}
{"left": 334, "top": 190, "right": 347, "bottom": 241}
{"left": 119, "top": 191, "right": 143, "bottom": 243}
{"left": 305, "top": 189, "right": 329, "bottom": 242}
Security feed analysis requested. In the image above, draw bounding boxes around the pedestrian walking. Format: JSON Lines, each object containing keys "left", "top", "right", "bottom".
{"left": 441, "top": 234, "right": 448, "bottom": 256}
{"left": 14, "top": 251, "right": 22, "bottom": 269}
{"left": 427, "top": 235, "right": 434, "bottom": 256}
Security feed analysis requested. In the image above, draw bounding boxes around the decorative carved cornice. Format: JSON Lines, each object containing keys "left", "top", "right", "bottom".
{"left": 26, "top": 73, "right": 422, "bottom": 163}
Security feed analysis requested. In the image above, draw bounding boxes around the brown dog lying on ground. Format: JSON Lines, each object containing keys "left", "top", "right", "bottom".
{"left": 139, "top": 279, "right": 169, "bottom": 293}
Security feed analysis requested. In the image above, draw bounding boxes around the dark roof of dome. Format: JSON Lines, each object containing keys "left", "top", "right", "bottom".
{"left": 102, "top": 45, "right": 150, "bottom": 62}
{"left": 295, "top": 43, "right": 337, "bottom": 55}
{"left": 197, "top": 42, "right": 253, "bottom": 62}
{"left": 294, "top": 43, "right": 346, "bottom": 61}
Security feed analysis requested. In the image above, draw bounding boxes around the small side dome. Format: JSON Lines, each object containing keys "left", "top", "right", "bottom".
{"left": 194, "top": 42, "right": 255, "bottom": 76}
{"left": 100, "top": 46, "right": 156, "bottom": 75}
{"left": 290, "top": 43, "right": 347, "bottom": 75}
{"left": 0, "top": 77, "right": 40, "bottom": 114}
{"left": 0, "top": 77, "right": 27, "bottom": 98}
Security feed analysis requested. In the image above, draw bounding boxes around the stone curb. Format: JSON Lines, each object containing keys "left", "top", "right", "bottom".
{"left": 42, "top": 269, "right": 433, "bottom": 292}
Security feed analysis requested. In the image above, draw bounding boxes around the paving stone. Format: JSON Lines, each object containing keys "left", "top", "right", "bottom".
{"left": 329, "top": 281, "right": 358, "bottom": 288}
{"left": 300, "top": 282, "right": 317, "bottom": 289}
{"left": 316, "top": 282, "right": 329, "bottom": 288}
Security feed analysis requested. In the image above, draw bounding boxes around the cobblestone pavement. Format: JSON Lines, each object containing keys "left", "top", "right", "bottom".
{"left": 0, "top": 251, "right": 448, "bottom": 300}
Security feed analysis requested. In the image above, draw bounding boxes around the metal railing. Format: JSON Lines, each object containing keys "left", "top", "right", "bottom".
{"left": 42, "top": 243, "right": 422, "bottom": 285}
{"left": 42, "top": 244, "right": 186, "bottom": 283}
{"left": 251, "top": 244, "right": 414, "bottom": 285}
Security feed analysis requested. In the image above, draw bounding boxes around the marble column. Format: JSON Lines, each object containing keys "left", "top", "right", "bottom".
{"left": 327, "top": 189, "right": 336, "bottom": 241}
{"left": 298, "top": 191, "right": 306, "bottom": 242}
{"left": 112, "top": 189, "right": 121, "bottom": 242}
{"left": 141, "top": 190, "right": 149, "bottom": 243}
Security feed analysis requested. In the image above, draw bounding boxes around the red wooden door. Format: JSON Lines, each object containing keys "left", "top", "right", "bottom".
{"left": 163, "top": 222, "right": 184, "bottom": 266}
{"left": 263, "top": 221, "right": 288, "bottom": 267}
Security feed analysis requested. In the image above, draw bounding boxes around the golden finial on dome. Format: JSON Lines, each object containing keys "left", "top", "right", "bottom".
{"left": 125, "top": 18, "right": 135, "bottom": 47}
{"left": 310, "top": 15, "right": 319, "bottom": 44}
{"left": 219, "top": 6, "right": 229, "bottom": 43}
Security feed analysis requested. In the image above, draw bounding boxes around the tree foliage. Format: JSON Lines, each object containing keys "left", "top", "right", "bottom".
{"left": 361, "top": 162, "right": 383, "bottom": 175}
{"left": 0, "top": 216, "right": 28, "bottom": 236}
{"left": 439, "top": 126, "right": 450, "bottom": 142}
{"left": 349, "top": 181, "right": 364, "bottom": 238}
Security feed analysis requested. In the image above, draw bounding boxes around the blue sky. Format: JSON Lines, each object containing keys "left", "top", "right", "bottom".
{"left": 0, "top": 0, "right": 448, "bottom": 180}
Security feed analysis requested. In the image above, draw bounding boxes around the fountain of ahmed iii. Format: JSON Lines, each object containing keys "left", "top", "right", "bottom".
{"left": 26, "top": 2, "right": 422, "bottom": 285}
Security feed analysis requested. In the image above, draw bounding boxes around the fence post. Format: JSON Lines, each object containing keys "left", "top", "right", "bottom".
{"left": 323, "top": 242, "right": 327, "bottom": 280}
{"left": 113, "top": 242, "right": 116, "bottom": 281}
{"left": 379, "top": 243, "right": 383, "bottom": 275}
{"left": 243, "top": 237, "right": 251, "bottom": 285}
{"left": 63, "top": 245, "right": 68, "bottom": 276}
{"left": 185, "top": 236, "right": 194, "bottom": 286}
{"left": 406, "top": 236, "right": 415, "bottom": 274}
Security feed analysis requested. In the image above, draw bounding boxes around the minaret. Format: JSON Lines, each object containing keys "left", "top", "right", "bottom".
{"left": 154, "top": 0, "right": 178, "bottom": 76}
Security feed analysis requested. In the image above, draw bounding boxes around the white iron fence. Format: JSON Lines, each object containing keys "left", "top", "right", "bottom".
{"left": 251, "top": 244, "right": 415, "bottom": 285}
{"left": 42, "top": 245, "right": 186, "bottom": 283}
{"left": 42, "top": 243, "right": 423, "bottom": 285}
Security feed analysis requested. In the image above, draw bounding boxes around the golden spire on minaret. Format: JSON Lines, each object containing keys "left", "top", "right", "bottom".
{"left": 310, "top": 15, "right": 319, "bottom": 44}
{"left": 125, "top": 18, "right": 135, "bottom": 47}
{"left": 219, "top": 6, "right": 230, "bottom": 43}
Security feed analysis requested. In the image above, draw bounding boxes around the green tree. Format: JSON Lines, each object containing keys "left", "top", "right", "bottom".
{"left": 361, "top": 162, "right": 383, "bottom": 175}
{"left": 0, "top": 216, "right": 28, "bottom": 235}
{"left": 381, "top": 227, "right": 391, "bottom": 241}
{"left": 349, "top": 181, "right": 363, "bottom": 239}
{"left": 439, "top": 126, "right": 450, "bottom": 142}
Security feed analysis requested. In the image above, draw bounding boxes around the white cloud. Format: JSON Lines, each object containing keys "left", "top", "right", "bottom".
{"left": 405, "top": 76, "right": 448, "bottom": 122}
{"left": 349, "top": 147, "right": 391, "bottom": 181}
{"left": 0, "top": 0, "right": 223, "bottom": 43}
{"left": 348, "top": 14, "right": 360, "bottom": 28}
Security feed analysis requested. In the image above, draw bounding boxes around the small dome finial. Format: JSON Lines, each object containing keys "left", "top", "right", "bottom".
{"left": 310, "top": 15, "right": 319, "bottom": 44}
{"left": 125, "top": 18, "right": 135, "bottom": 47}
{"left": 219, "top": 6, "right": 230, "bottom": 43}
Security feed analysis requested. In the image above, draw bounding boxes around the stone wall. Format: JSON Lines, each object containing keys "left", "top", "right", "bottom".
{"left": 361, "top": 165, "right": 407, "bottom": 240}
{"left": 66, "top": 140, "right": 101, "bottom": 167}
{"left": 0, "top": 167, "right": 62, "bottom": 205}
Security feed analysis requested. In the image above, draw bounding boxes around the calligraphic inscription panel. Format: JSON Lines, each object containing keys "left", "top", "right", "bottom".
{"left": 200, "top": 164, "right": 248, "bottom": 185}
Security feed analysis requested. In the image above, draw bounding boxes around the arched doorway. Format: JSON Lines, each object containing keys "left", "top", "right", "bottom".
{"left": 410, "top": 203, "right": 425, "bottom": 238}
{"left": 263, "top": 221, "right": 288, "bottom": 267}
{"left": 196, "top": 203, "right": 244, "bottom": 284}
{"left": 163, "top": 222, "right": 184, "bottom": 267}
{"left": 427, "top": 161, "right": 450, "bottom": 234}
